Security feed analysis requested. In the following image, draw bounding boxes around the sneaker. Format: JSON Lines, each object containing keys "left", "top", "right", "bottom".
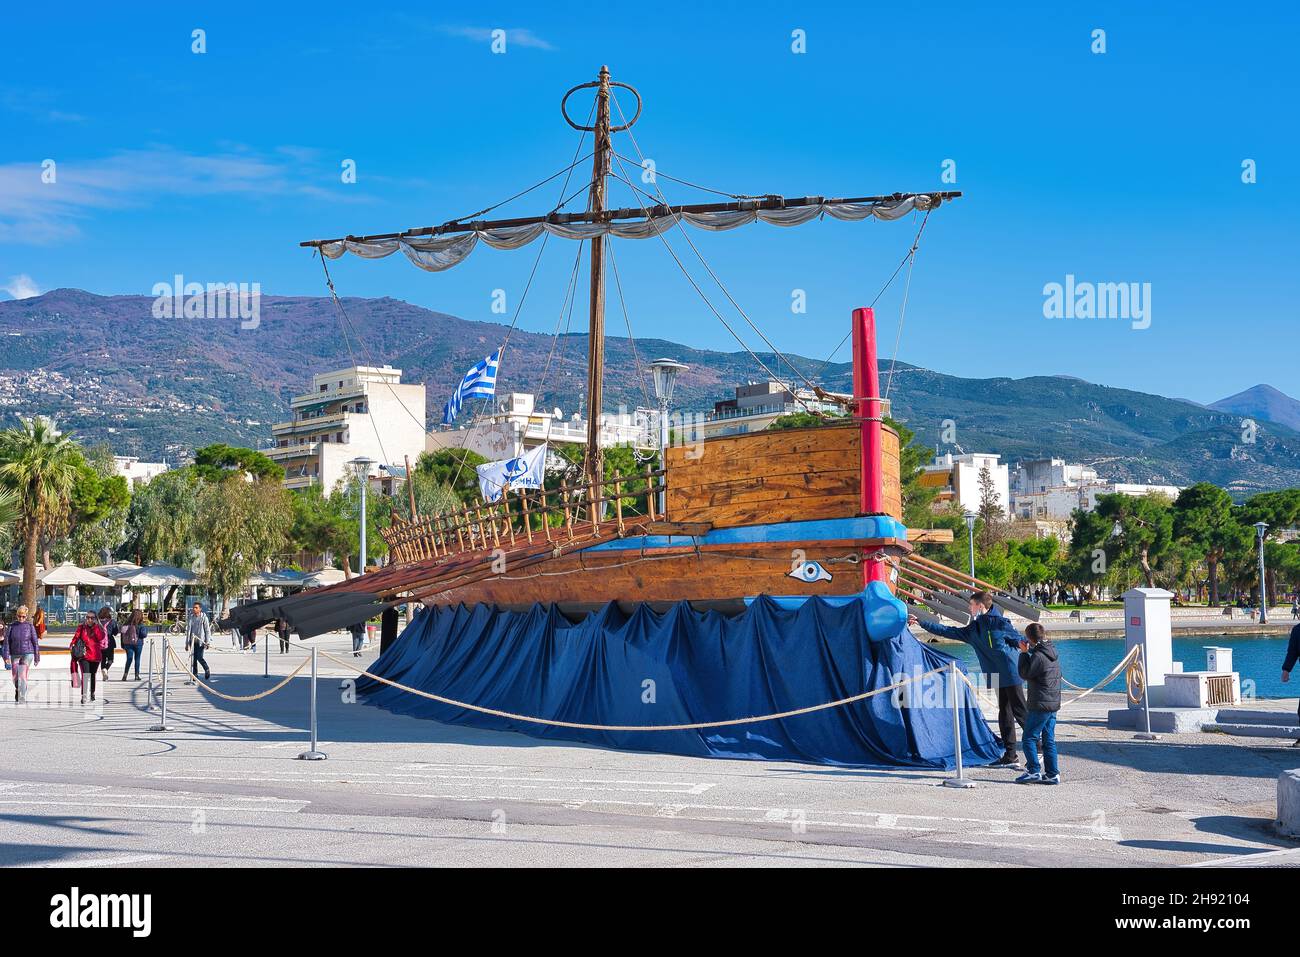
{"left": 1041, "top": 774, "right": 1061, "bottom": 785}
{"left": 1015, "top": 771, "right": 1043, "bottom": 784}
{"left": 992, "top": 753, "right": 1021, "bottom": 768}
{"left": 1291, "top": 739, "right": 1300, "bottom": 748}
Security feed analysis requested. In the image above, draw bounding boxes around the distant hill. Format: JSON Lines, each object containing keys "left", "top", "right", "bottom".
{"left": 1210, "top": 384, "right": 1300, "bottom": 433}
{"left": 2, "top": 289, "right": 1299, "bottom": 493}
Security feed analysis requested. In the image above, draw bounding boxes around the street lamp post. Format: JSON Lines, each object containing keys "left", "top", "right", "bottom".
{"left": 964, "top": 510, "right": 977, "bottom": 583}
{"left": 1254, "top": 521, "right": 1269, "bottom": 624}
{"left": 647, "top": 358, "right": 688, "bottom": 516}
{"left": 349, "top": 456, "right": 376, "bottom": 575}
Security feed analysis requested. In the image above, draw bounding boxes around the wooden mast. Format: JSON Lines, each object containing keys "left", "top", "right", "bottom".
{"left": 582, "top": 65, "right": 612, "bottom": 493}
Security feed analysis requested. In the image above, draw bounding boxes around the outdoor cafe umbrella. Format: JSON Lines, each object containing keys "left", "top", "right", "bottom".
{"left": 38, "top": 562, "right": 117, "bottom": 589}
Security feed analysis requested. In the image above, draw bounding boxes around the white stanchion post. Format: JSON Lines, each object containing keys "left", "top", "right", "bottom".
{"left": 297, "top": 646, "right": 327, "bottom": 761}
{"left": 146, "top": 635, "right": 155, "bottom": 711}
{"left": 1135, "top": 644, "right": 1160, "bottom": 741}
{"left": 942, "top": 659, "right": 976, "bottom": 789}
{"left": 147, "top": 637, "right": 171, "bottom": 731}
{"left": 264, "top": 632, "right": 269, "bottom": 678}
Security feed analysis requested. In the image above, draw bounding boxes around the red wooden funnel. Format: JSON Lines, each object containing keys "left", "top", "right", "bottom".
{"left": 852, "top": 307, "right": 888, "bottom": 585}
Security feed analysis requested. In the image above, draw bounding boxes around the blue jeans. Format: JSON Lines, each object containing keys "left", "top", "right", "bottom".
{"left": 1023, "top": 709, "right": 1059, "bottom": 777}
{"left": 121, "top": 644, "right": 141, "bottom": 678}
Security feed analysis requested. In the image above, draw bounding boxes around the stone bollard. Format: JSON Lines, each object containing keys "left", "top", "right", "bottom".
{"left": 1278, "top": 770, "right": 1300, "bottom": 838}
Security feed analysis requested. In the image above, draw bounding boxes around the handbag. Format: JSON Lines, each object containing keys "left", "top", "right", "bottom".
{"left": 70, "top": 630, "right": 88, "bottom": 661}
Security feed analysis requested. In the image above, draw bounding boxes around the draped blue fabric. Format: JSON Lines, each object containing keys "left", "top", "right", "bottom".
{"left": 356, "top": 596, "right": 1002, "bottom": 769}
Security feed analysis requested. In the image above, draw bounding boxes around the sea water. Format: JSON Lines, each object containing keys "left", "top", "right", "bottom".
{"left": 940, "top": 633, "right": 1298, "bottom": 700}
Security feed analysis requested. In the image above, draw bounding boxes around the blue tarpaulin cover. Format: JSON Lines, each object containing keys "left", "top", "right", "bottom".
{"left": 356, "top": 595, "right": 1003, "bottom": 768}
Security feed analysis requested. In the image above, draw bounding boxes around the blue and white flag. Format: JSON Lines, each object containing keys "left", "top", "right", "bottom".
{"left": 476, "top": 442, "right": 547, "bottom": 503}
{"left": 442, "top": 349, "right": 501, "bottom": 425}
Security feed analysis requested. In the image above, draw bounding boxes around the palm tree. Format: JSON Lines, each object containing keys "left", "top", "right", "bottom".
{"left": 0, "top": 418, "right": 82, "bottom": 609}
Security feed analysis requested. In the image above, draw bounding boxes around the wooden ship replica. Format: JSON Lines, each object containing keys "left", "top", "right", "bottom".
{"left": 243, "top": 67, "right": 1041, "bottom": 650}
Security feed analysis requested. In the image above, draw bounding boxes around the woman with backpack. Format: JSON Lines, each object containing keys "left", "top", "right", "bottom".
{"left": 119, "top": 609, "right": 146, "bottom": 681}
{"left": 97, "top": 607, "right": 119, "bottom": 678}
{"left": 71, "top": 611, "right": 106, "bottom": 704}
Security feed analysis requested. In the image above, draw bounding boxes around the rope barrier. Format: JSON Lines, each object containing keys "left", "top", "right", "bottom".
{"left": 953, "top": 644, "right": 1142, "bottom": 711}
{"left": 166, "top": 644, "right": 311, "bottom": 702}
{"left": 318, "top": 648, "right": 949, "bottom": 732}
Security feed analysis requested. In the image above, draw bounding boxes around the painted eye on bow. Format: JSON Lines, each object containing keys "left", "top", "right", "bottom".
{"left": 788, "top": 560, "right": 832, "bottom": 584}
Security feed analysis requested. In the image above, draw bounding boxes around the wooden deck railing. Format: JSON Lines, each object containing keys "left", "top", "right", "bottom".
{"left": 381, "top": 467, "right": 667, "bottom": 566}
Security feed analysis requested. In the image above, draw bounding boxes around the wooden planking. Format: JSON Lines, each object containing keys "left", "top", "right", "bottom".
{"left": 431, "top": 544, "right": 866, "bottom": 606}
{"left": 665, "top": 422, "right": 902, "bottom": 527}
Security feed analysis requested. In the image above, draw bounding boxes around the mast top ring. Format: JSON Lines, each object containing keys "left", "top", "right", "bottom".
{"left": 561, "top": 67, "right": 642, "bottom": 132}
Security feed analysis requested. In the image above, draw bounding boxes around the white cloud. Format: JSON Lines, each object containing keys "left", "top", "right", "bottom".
{"left": 439, "top": 26, "right": 555, "bottom": 50}
{"left": 0, "top": 146, "right": 359, "bottom": 245}
{"left": 1, "top": 274, "right": 41, "bottom": 299}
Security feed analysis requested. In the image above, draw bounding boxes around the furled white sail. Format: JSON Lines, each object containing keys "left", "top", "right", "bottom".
{"left": 319, "top": 196, "right": 933, "bottom": 272}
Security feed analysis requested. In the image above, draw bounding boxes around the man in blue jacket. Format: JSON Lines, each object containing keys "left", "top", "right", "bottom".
{"left": 1282, "top": 621, "right": 1300, "bottom": 748}
{"left": 909, "top": 590, "right": 1027, "bottom": 766}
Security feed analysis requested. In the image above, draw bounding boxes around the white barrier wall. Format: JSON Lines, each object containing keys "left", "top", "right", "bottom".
{"left": 1123, "top": 587, "right": 1175, "bottom": 708}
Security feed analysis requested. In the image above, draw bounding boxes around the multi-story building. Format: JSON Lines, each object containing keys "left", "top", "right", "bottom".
{"left": 426, "top": 392, "right": 654, "bottom": 461}
{"left": 919, "top": 452, "right": 1011, "bottom": 516}
{"left": 112, "top": 455, "right": 169, "bottom": 488}
{"left": 680, "top": 381, "right": 854, "bottom": 442}
{"left": 263, "top": 365, "right": 426, "bottom": 494}
{"left": 1011, "top": 457, "right": 1099, "bottom": 497}
{"left": 1012, "top": 481, "right": 1181, "bottom": 522}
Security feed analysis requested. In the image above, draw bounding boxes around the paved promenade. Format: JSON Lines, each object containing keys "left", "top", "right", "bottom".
{"left": 2, "top": 633, "right": 1299, "bottom": 868}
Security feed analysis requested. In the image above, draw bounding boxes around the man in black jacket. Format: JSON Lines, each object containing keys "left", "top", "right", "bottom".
{"left": 1016, "top": 623, "right": 1062, "bottom": 784}
{"left": 1283, "top": 622, "right": 1300, "bottom": 748}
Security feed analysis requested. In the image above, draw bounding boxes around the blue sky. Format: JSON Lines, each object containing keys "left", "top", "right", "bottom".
{"left": 1, "top": 1, "right": 1296, "bottom": 403}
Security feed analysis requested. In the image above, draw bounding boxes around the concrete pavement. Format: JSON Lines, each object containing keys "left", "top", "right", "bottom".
{"left": 2, "top": 633, "right": 1299, "bottom": 867}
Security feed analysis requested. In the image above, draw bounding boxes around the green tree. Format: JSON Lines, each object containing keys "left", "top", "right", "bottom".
{"left": 122, "top": 468, "right": 201, "bottom": 565}
{"left": 0, "top": 418, "right": 83, "bottom": 608}
{"left": 193, "top": 475, "right": 293, "bottom": 611}
{"left": 1095, "top": 492, "right": 1174, "bottom": 588}
{"left": 413, "top": 448, "right": 488, "bottom": 504}
{"left": 769, "top": 411, "right": 846, "bottom": 430}
{"left": 1171, "top": 483, "right": 1253, "bottom": 605}
{"left": 60, "top": 446, "right": 132, "bottom": 565}
{"left": 192, "top": 444, "right": 284, "bottom": 483}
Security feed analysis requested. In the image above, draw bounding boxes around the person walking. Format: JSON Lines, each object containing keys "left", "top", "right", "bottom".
{"left": 185, "top": 601, "right": 212, "bottom": 684}
{"left": 1282, "top": 620, "right": 1300, "bottom": 748}
{"left": 2, "top": 605, "right": 41, "bottom": 704}
{"left": 1015, "top": 623, "right": 1062, "bottom": 784}
{"left": 119, "top": 609, "right": 145, "bottom": 681}
{"left": 32, "top": 606, "right": 46, "bottom": 643}
{"left": 71, "top": 611, "right": 106, "bottom": 704}
{"left": 276, "top": 618, "right": 292, "bottom": 654}
{"left": 97, "top": 607, "right": 120, "bottom": 679}
{"left": 349, "top": 620, "right": 366, "bottom": 657}
{"left": 909, "top": 590, "right": 1027, "bottom": 767}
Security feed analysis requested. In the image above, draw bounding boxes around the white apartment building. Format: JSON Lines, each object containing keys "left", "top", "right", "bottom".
{"left": 920, "top": 452, "right": 1012, "bottom": 517}
{"left": 679, "top": 381, "right": 854, "bottom": 442}
{"left": 1012, "top": 457, "right": 1099, "bottom": 496}
{"left": 426, "top": 392, "right": 654, "bottom": 461}
{"left": 113, "top": 455, "right": 169, "bottom": 488}
{"left": 1013, "top": 481, "right": 1181, "bottom": 522}
{"left": 263, "top": 365, "right": 426, "bottom": 494}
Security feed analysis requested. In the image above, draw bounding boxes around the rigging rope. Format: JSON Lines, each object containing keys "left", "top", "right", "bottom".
{"left": 604, "top": 234, "right": 653, "bottom": 410}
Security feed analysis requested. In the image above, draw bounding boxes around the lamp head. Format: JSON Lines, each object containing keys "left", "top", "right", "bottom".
{"left": 647, "top": 358, "right": 688, "bottom": 404}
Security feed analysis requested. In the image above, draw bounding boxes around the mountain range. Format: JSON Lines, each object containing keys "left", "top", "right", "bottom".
{"left": 1, "top": 288, "right": 1298, "bottom": 495}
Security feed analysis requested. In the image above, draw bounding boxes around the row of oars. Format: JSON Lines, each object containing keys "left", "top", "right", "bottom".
{"left": 894, "top": 552, "right": 1043, "bottom": 625}
{"left": 384, "top": 467, "right": 666, "bottom": 565}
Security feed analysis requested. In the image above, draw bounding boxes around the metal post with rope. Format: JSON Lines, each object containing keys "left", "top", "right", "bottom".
{"left": 147, "top": 637, "right": 171, "bottom": 732}
{"left": 942, "top": 659, "right": 976, "bottom": 789}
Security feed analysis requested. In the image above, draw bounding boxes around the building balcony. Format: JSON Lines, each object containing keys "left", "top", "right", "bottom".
{"left": 265, "top": 441, "right": 321, "bottom": 460}
{"left": 272, "top": 411, "right": 350, "bottom": 434}
{"left": 290, "top": 386, "right": 366, "bottom": 410}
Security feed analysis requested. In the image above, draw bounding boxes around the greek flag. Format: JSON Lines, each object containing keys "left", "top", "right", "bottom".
{"left": 442, "top": 349, "right": 500, "bottom": 425}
